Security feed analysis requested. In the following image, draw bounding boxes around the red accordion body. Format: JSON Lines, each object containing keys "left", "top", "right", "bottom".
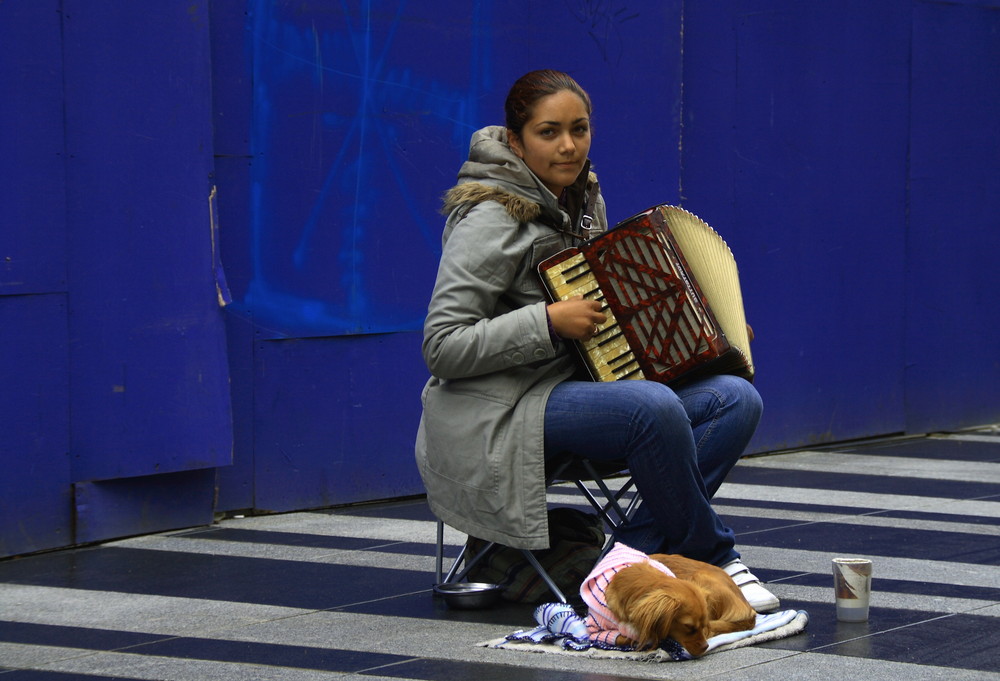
{"left": 538, "top": 205, "right": 753, "bottom": 386}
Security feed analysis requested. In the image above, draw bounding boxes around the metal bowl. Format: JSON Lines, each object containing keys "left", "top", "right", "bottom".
{"left": 433, "top": 582, "right": 504, "bottom": 610}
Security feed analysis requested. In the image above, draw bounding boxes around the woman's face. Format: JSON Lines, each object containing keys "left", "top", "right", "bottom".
{"left": 508, "top": 89, "right": 592, "bottom": 197}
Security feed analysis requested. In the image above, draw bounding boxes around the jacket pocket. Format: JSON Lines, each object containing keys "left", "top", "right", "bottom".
{"left": 422, "top": 384, "right": 510, "bottom": 494}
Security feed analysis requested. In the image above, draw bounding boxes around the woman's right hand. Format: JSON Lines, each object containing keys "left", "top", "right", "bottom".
{"left": 547, "top": 296, "right": 607, "bottom": 340}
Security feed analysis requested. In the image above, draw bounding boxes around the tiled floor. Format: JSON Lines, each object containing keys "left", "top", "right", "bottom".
{"left": 1, "top": 428, "right": 998, "bottom": 680}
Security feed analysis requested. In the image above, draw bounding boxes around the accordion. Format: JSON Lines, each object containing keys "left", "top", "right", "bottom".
{"left": 538, "top": 204, "right": 754, "bottom": 386}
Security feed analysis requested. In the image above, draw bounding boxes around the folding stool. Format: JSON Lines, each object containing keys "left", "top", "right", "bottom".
{"left": 433, "top": 455, "right": 641, "bottom": 603}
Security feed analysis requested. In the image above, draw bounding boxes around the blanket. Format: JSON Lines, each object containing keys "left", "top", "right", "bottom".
{"left": 480, "top": 602, "right": 809, "bottom": 662}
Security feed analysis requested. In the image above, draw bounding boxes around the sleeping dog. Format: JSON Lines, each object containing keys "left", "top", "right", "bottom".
{"left": 581, "top": 543, "right": 756, "bottom": 656}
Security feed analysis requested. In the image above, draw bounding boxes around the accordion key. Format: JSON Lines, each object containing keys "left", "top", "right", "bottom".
{"left": 538, "top": 204, "right": 754, "bottom": 386}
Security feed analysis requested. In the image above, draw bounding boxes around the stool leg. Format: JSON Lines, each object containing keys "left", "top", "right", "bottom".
{"left": 435, "top": 520, "right": 444, "bottom": 584}
{"left": 437, "top": 522, "right": 493, "bottom": 585}
{"left": 520, "top": 550, "right": 568, "bottom": 604}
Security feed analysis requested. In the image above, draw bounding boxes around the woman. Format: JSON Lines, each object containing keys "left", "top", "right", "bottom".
{"left": 415, "top": 70, "right": 778, "bottom": 612}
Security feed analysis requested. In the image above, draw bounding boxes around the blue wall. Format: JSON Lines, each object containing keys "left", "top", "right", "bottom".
{"left": 210, "top": 0, "right": 685, "bottom": 514}
{"left": 2, "top": 2, "right": 232, "bottom": 556}
{"left": 681, "top": 0, "right": 1000, "bottom": 444}
{"left": 2, "top": 0, "right": 998, "bottom": 557}
{"left": 683, "top": 2, "right": 915, "bottom": 446}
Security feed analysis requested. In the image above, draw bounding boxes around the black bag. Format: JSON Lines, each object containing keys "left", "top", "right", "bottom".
{"left": 465, "top": 507, "right": 605, "bottom": 603}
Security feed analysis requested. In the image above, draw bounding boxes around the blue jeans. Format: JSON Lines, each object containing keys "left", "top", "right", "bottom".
{"left": 543, "top": 374, "right": 762, "bottom": 566}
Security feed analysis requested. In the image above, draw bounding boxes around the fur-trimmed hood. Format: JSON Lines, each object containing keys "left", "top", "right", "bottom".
{"left": 442, "top": 181, "right": 545, "bottom": 223}
{"left": 441, "top": 125, "right": 599, "bottom": 229}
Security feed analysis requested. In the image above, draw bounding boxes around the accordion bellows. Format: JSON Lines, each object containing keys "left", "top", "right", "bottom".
{"left": 538, "top": 205, "right": 754, "bottom": 386}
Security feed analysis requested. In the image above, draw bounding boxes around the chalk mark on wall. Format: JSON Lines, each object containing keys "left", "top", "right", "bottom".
{"left": 244, "top": 0, "right": 490, "bottom": 338}
{"left": 566, "top": 0, "right": 640, "bottom": 65}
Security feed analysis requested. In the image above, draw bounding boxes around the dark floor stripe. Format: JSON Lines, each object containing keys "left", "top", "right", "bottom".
{"left": 174, "top": 527, "right": 399, "bottom": 550}
{"left": 811, "top": 611, "right": 1000, "bottom": 674}
{"left": 725, "top": 465, "right": 999, "bottom": 500}
{"left": 874, "top": 508, "right": 1000, "bottom": 526}
{"left": 0, "top": 670, "right": 141, "bottom": 680}
{"left": 174, "top": 528, "right": 459, "bottom": 559}
{"left": 0, "top": 620, "right": 416, "bottom": 674}
{"left": 338, "top": 588, "right": 539, "bottom": 627}
{"left": 364, "top": 657, "right": 650, "bottom": 681}
{"left": 766, "top": 570, "right": 1000, "bottom": 603}
{"left": 760, "top": 602, "right": 1000, "bottom": 674}
{"left": 0, "top": 620, "right": 161, "bottom": 649}
{"left": 843, "top": 438, "right": 1000, "bottom": 463}
{"left": 735, "top": 520, "right": 1000, "bottom": 565}
{"left": 140, "top": 635, "right": 406, "bottom": 672}
{"left": 714, "top": 496, "right": 1000, "bottom": 526}
{"left": 0, "top": 548, "right": 432, "bottom": 610}
{"left": 715, "top": 496, "right": 887, "bottom": 516}
{"left": 719, "top": 513, "right": 1000, "bottom": 548}
{"left": 369, "top": 540, "right": 463, "bottom": 558}
{"left": 0, "top": 620, "right": 649, "bottom": 681}
{"left": 326, "top": 498, "right": 435, "bottom": 521}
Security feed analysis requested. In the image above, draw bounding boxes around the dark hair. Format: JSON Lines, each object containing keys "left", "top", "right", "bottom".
{"left": 504, "top": 69, "right": 593, "bottom": 136}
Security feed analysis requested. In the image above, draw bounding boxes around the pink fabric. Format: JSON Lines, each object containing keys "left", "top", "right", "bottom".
{"left": 580, "top": 542, "right": 675, "bottom": 646}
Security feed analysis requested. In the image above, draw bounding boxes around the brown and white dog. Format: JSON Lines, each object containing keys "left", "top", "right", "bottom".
{"left": 583, "top": 544, "right": 756, "bottom": 656}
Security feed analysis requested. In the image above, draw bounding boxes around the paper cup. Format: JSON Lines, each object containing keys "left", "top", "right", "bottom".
{"left": 833, "top": 557, "right": 873, "bottom": 622}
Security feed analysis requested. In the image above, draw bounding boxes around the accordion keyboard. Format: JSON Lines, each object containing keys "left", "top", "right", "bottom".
{"left": 540, "top": 252, "right": 643, "bottom": 382}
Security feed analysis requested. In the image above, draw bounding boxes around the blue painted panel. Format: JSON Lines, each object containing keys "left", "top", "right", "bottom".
{"left": 683, "top": 1, "right": 910, "bottom": 450}
{"left": 209, "top": 0, "right": 254, "bottom": 159}
{"left": 242, "top": 0, "right": 481, "bottom": 338}
{"left": 0, "top": 295, "right": 71, "bottom": 557}
{"left": 212, "top": 1, "right": 685, "bottom": 510}
{"left": 241, "top": 0, "right": 681, "bottom": 338}
{"left": 252, "top": 332, "right": 427, "bottom": 512}
{"left": 61, "top": 1, "right": 233, "bottom": 483}
{"left": 74, "top": 469, "right": 217, "bottom": 545}
{"left": 905, "top": 1, "right": 1000, "bottom": 432}
{"left": 0, "top": 1, "right": 67, "bottom": 295}
{"left": 214, "top": 310, "right": 258, "bottom": 512}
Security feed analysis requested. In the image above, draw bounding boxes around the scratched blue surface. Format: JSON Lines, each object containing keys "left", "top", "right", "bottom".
{"left": 220, "top": 0, "right": 683, "bottom": 511}
{"left": 243, "top": 1, "right": 485, "bottom": 337}
{"left": 241, "top": 0, "right": 680, "bottom": 338}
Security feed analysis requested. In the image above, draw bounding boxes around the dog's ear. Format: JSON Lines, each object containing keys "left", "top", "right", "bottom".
{"left": 626, "top": 589, "right": 683, "bottom": 650}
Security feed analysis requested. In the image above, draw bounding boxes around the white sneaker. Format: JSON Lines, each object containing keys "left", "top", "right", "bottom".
{"left": 722, "top": 559, "right": 780, "bottom": 613}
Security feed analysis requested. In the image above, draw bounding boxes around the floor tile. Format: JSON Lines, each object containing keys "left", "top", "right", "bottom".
{"left": 1, "top": 430, "right": 998, "bottom": 680}
{"left": 816, "top": 611, "right": 1000, "bottom": 673}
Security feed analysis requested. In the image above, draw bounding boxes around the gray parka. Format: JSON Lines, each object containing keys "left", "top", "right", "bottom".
{"left": 415, "top": 126, "right": 609, "bottom": 550}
